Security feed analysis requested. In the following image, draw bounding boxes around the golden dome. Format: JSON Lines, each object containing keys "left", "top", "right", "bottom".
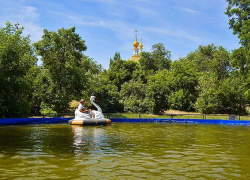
{"left": 139, "top": 43, "right": 143, "bottom": 49}
{"left": 133, "top": 40, "right": 139, "bottom": 48}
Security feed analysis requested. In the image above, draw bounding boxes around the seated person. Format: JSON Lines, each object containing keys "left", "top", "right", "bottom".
{"left": 78, "top": 99, "right": 93, "bottom": 118}
{"left": 78, "top": 99, "right": 88, "bottom": 113}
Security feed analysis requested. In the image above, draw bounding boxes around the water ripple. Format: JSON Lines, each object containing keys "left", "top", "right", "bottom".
{"left": 0, "top": 123, "right": 250, "bottom": 179}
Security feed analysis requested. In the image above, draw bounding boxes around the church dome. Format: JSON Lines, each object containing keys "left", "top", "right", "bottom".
{"left": 133, "top": 40, "right": 139, "bottom": 48}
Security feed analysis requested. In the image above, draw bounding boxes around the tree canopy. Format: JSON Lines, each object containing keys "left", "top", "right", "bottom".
{"left": 0, "top": 22, "right": 37, "bottom": 117}
{"left": 1, "top": 0, "right": 250, "bottom": 118}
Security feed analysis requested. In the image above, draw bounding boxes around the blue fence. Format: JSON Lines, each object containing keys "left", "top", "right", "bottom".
{"left": 0, "top": 118, "right": 71, "bottom": 125}
{"left": 111, "top": 118, "right": 250, "bottom": 125}
{"left": 0, "top": 117, "right": 250, "bottom": 126}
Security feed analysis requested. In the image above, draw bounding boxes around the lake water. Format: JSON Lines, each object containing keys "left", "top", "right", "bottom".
{"left": 0, "top": 123, "right": 250, "bottom": 179}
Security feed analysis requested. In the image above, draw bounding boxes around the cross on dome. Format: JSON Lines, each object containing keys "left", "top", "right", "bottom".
{"left": 128, "top": 30, "right": 144, "bottom": 63}
{"left": 133, "top": 29, "right": 139, "bottom": 49}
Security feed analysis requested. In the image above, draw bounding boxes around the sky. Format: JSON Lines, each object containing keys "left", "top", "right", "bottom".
{"left": 0, "top": 0, "right": 240, "bottom": 69}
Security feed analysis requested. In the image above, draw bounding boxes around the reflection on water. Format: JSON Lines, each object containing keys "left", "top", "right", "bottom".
{"left": 0, "top": 123, "right": 250, "bottom": 179}
{"left": 72, "top": 126, "right": 107, "bottom": 154}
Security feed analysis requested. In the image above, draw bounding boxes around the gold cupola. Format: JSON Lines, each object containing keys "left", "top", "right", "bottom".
{"left": 133, "top": 38, "right": 139, "bottom": 49}
{"left": 139, "top": 38, "right": 143, "bottom": 49}
{"left": 128, "top": 30, "right": 143, "bottom": 63}
{"left": 133, "top": 30, "right": 139, "bottom": 49}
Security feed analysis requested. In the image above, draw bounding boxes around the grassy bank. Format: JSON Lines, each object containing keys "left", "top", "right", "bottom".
{"left": 106, "top": 113, "right": 250, "bottom": 120}
{"left": 35, "top": 112, "right": 250, "bottom": 121}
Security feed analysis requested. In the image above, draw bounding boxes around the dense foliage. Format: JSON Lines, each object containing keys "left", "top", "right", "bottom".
{"left": 0, "top": 22, "right": 38, "bottom": 118}
{"left": 33, "top": 27, "right": 101, "bottom": 113}
{"left": 1, "top": 1, "right": 250, "bottom": 117}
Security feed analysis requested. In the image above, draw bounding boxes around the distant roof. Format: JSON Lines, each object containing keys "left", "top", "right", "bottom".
{"left": 128, "top": 55, "right": 140, "bottom": 63}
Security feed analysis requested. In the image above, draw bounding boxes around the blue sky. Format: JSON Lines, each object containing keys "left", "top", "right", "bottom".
{"left": 0, "top": 0, "right": 240, "bottom": 69}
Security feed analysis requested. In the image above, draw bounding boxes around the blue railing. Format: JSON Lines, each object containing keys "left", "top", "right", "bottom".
{"left": 1, "top": 113, "right": 250, "bottom": 126}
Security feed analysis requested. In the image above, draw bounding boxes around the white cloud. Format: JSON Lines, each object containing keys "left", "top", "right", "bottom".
{"left": 50, "top": 9, "right": 200, "bottom": 44}
{"left": 131, "top": 6, "right": 158, "bottom": 16}
{"left": 0, "top": 0, "right": 43, "bottom": 42}
{"left": 80, "top": 0, "right": 117, "bottom": 3}
{"left": 80, "top": 0, "right": 157, "bottom": 17}
{"left": 174, "top": 7, "right": 199, "bottom": 14}
{"left": 145, "top": 26, "right": 201, "bottom": 42}
{"left": 107, "top": 11, "right": 126, "bottom": 18}
{"left": 49, "top": 11, "right": 135, "bottom": 40}
{"left": 134, "top": 0, "right": 151, "bottom": 2}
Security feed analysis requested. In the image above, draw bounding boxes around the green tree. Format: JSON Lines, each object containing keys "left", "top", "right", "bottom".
{"left": 225, "top": 0, "right": 250, "bottom": 75}
{"left": 184, "top": 44, "right": 233, "bottom": 113}
{"left": 109, "top": 52, "right": 121, "bottom": 68}
{"left": 186, "top": 44, "right": 230, "bottom": 80}
{"left": 195, "top": 73, "right": 222, "bottom": 114}
{"left": 168, "top": 58, "right": 199, "bottom": 111}
{"left": 120, "top": 80, "right": 151, "bottom": 113}
{"left": 147, "top": 70, "right": 172, "bottom": 113}
{"left": 30, "top": 68, "right": 55, "bottom": 114}
{"left": 152, "top": 43, "right": 171, "bottom": 70}
{"left": 31, "top": 56, "right": 101, "bottom": 114}
{"left": 132, "top": 66, "right": 152, "bottom": 84}
{"left": 107, "top": 57, "right": 138, "bottom": 91}
{"left": 145, "top": 58, "right": 199, "bottom": 113}
{"left": 82, "top": 73, "right": 123, "bottom": 113}
{"left": 230, "top": 47, "right": 249, "bottom": 75}
{"left": 0, "top": 22, "right": 37, "bottom": 117}
{"left": 225, "top": 0, "right": 250, "bottom": 47}
{"left": 140, "top": 43, "right": 171, "bottom": 72}
{"left": 195, "top": 73, "right": 248, "bottom": 114}
{"left": 34, "top": 27, "right": 92, "bottom": 112}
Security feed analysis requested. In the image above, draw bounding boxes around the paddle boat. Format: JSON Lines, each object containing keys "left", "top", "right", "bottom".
{"left": 68, "top": 96, "right": 111, "bottom": 126}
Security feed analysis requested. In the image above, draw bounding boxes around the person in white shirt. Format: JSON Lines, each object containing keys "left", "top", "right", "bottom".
{"left": 78, "top": 99, "right": 87, "bottom": 113}
{"left": 78, "top": 99, "right": 93, "bottom": 118}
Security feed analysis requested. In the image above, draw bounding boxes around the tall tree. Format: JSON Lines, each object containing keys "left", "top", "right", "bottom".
{"left": 152, "top": 43, "right": 171, "bottom": 70}
{"left": 109, "top": 52, "right": 121, "bottom": 68}
{"left": 168, "top": 59, "right": 199, "bottom": 111}
{"left": 195, "top": 73, "right": 248, "bottom": 114}
{"left": 225, "top": 0, "right": 250, "bottom": 113}
{"left": 225, "top": 0, "right": 250, "bottom": 47}
{"left": 82, "top": 72, "right": 123, "bottom": 113}
{"left": 147, "top": 70, "right": 172, "bottom": 113}
{"left": 120, "top": 79, "right": 150, "bottom": 113}
{"left": 34, "top": 27, "right": 90, "bottom": 112}
{"left": 225, "top": 1, "right": 250, "bottom": 75}
{"left": 140, "top": 43, "right": 171, "bottom": 72}
{"left": 186, "top": 44, "right": 230, "bottom": 80}
{"left": 0, "top": 22, "right": 37, "bottom": 117}
{"left": 107, "top": 58, "right": 138, "bottom": 91}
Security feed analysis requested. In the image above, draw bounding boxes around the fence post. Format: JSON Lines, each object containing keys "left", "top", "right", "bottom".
{"left": 139, "top": 113, "right": 141, "bottom": 119}
{"left": 171, "top": 114, "right": 173, "bottom": 119}
{"left": 239, "top": 115, "right": 240, "bottom": 120}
